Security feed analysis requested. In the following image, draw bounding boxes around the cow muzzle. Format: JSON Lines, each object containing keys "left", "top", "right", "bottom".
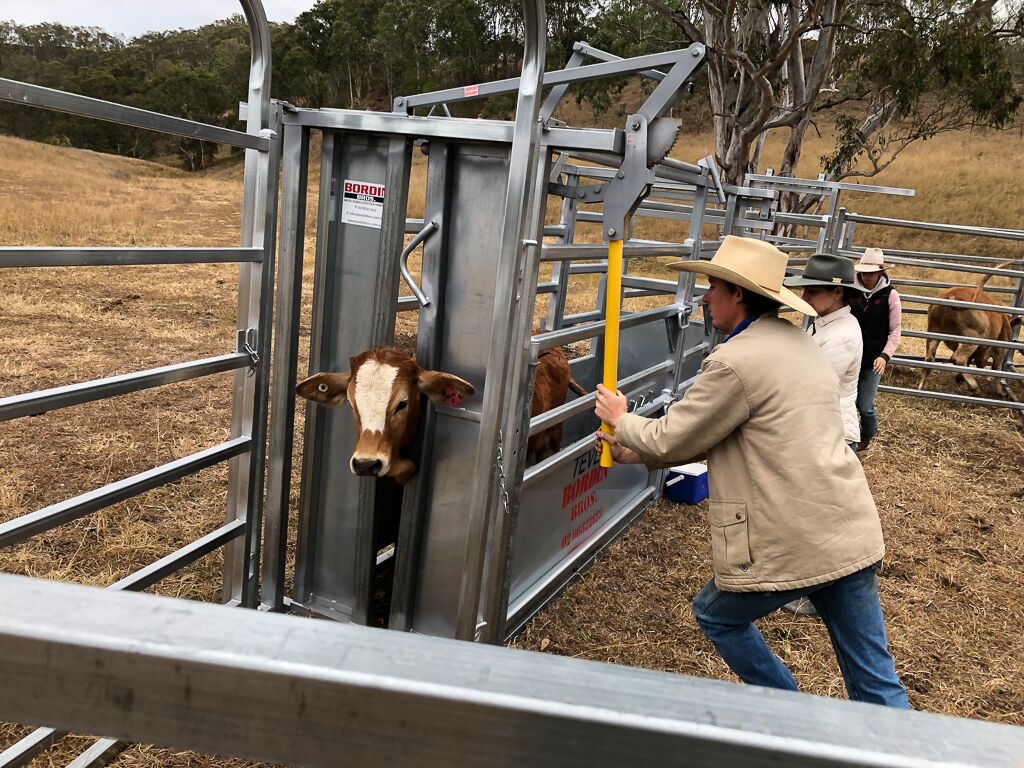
{"left": 351, "top": 455, "right": 388, "bottom": 477}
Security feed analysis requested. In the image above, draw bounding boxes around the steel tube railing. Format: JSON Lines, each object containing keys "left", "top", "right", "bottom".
{"left": 900, "top": 328, "right": 1024, "bottom": 352}
{"left": 888, "top": 278, "right": 1017, "bottom": 294}
{"left": 0, "top": 438, "right": 250, "bottom": 548}
{"left": 7, "top": 575, "right": 1023, "bottom": 768}
{"left": 541, "top": 242, "right": 690, "bottom": 261}
{"left": 398, "top": 49, "right": 701, "bottom": 111}
{"left": 880, "top": 385, "right": 1024, "bottom": 411}
{"left": 2, "top": 518, "right": 248, "bottom": 768}
{"left": 65, "top": 739, "right": 124, "bottom": 768}
{"left": 900, "top": 293, "right": 1024, "bottom": 316}
{"left": 744, "top": 174, "right": 915, "bottom": 197}
{"left": 890, "top": 357, "right": 1024, "bottom": 382}
{"left": 622, "top": 276, "right": 677, "bottom": 291}
{"left": 0, "top": 247, "right": 262, "bottom": 268}
{"left": 0, "top": 78, "right": 269, "bottom": 151}
{"left": 0, "top": 728, "right": 59, "bottom": 768}
{"left": 533, "top": 305, "right": 679, "bottom": 350}
{"left": 843, "top": 213, "right": 1024, "bottom": 241}
{"left": 836, "top": 252, "right": 1023, "bottom": 279}
{"left": 0, "top": 353, "right": 250, "bottom": 423}
{"left": 110, "top": 520, "right": 247, "bottom": 592}
{"left": 844, "top": 246, "right": 1022, "bottom": 265}
{"left": 527, "top": 359, "right": 674, "bottom": 437}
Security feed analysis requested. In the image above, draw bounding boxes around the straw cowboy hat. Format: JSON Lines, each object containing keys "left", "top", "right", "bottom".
{"left": 854, "top": 247, "right": 889, "bottom": 273}
{"left": 783, "top": 252, "right": 867, "bottom": 292}
{"left": 668, "top": 235, "right": 816, "bottom": 316}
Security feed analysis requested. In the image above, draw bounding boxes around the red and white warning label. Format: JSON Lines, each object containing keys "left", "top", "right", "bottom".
{"left": 341, "top": 179, "right": 385, "bottom": 229}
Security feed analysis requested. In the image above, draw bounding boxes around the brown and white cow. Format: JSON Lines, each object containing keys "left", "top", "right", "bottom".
{"left": 918, "top": 261, "right": 1022, "bottom": 400}
{"left": 296, "top": 347, "right": 475, "bottom": 485}
{"left": 296, "top": 344, "right": 588, "bottom": 483}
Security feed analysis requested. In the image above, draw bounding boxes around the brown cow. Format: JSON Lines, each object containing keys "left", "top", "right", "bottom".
{"left": 296, "top": 347, "right": 475, "bottom": 485}
{"left": 528, "top": 346, "right": 588, "bottom": 464}
{"left": 297, "top": 344, "right": 588, "bottom": 483}
{"left": 918, "top": 261, "right": 1022, "bottom": 400}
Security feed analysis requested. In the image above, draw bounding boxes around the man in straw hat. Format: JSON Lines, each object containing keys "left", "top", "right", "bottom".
{"left": 594, "top": 235, "right": 909, "bottom": 707}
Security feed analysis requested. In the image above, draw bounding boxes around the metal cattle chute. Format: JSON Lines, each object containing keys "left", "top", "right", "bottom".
{"left": 260, "top": 33, "right": 716, "bottom": 643}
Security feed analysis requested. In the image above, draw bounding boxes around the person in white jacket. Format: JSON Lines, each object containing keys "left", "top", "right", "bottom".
{"left": 784, "top": 253, "right": 867, "bottom": 450}
{"left": 781, "top": 253, "right": 868, "bottom": 618}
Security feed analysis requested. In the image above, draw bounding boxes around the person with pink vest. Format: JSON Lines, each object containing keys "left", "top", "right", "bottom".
{"left": 850, "top": 248, "right": 902, "bottom": 450}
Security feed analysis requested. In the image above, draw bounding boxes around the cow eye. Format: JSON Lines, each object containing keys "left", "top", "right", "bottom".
{"left": 394, "top": 400, "right": 408, "bottom": 413}
{"left": 317, "top": 383, "right": 328, "bottom": 393}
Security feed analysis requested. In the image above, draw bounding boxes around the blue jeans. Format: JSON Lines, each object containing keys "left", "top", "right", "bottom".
{"left": 693, "top": 564, "right": 909, "bottom": 708}
{"left": 857, "top": 369, "right": 881, "bottom": 444}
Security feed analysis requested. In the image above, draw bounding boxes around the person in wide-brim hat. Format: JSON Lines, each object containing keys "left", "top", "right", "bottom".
{"left": 592, "top": 233, "right": 910, "bottom": 709}
{"left": 666, "top": 235, "right": 816, "bottom": 317}
{"left": 783, "top": 251, "right": 868, "bottom": 294}
{"left": 854, "top": 247, "right": 889, "bottom": 273}
{"left": 849, "top": 246, "right": 903, "bottom": 451}
{"left": 781, "top": 251, "right": 868, "bottom": 623}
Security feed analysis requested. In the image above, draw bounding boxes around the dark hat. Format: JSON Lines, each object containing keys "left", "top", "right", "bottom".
{"left": 783, "top": 252, "right": 866, "bottom": 292}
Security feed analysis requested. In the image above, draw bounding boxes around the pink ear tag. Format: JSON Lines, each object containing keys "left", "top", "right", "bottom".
{"left": 443, "top": 386, "right": 462, "bottom": 406}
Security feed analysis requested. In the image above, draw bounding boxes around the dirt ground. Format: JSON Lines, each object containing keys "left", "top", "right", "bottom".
{"left": 1, "top": 131, "right": 1023, "bottom": 767}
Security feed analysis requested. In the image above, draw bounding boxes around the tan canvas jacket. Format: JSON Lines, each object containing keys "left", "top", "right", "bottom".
{"left": 615, "top": 316, "right": 884, "bottom": 592}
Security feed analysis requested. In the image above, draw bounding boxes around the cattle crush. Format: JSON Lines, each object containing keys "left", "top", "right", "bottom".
{"left": 1, "top": 0, "right": 1023, "bottom": 766}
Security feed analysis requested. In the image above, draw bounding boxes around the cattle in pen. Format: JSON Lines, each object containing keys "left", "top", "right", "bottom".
{"left": 918, "top": 261, "right": 1022, "bottom": 401}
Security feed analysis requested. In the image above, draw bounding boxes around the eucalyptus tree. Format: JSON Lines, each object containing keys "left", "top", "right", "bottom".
{"left": 632, "top": 0, "right": 1021, "bottom": 185}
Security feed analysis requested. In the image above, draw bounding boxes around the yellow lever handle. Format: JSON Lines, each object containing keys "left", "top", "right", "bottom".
{"left": 600, "top": 239, "right": 624, "bottom": 468}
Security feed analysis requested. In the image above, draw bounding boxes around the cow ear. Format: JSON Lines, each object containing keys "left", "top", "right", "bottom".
{"left": 296, "top": 372, "right": 351, "bottom": 406}
{"left": 417, "top": 370, "right": 475, "bottom": 407}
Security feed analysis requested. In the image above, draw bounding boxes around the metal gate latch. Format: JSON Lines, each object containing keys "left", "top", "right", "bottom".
{"left": 238, "top": 328, "right": 260, "bottom": 376}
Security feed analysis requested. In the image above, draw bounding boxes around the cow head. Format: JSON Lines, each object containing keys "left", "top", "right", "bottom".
{"left": 296, "top": 347, "right": 475, "bottom": 485}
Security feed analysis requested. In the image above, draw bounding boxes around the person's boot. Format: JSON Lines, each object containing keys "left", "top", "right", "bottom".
{"left": 782, "top": 598, "right": 818, "bottom": 617}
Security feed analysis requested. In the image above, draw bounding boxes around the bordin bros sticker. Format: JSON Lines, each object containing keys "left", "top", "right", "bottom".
{"left": 341, "top": 179, "right": 385, "bottom": 229}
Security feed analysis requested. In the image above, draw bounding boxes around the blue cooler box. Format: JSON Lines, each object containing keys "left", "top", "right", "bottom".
{"left": 665, "top": 463, "right": 708, "bottom": 504}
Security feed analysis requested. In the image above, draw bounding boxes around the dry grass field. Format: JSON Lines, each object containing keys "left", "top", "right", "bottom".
{"left": 1, "top": 123, "right": 1022, "bottom": 767}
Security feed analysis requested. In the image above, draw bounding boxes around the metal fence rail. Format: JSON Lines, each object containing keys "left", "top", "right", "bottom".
{"left": 0, "top": 438, "right": 251, "bottom": 548}
{"left": 0, "top": 246, "right": 263, "bottom": 268}
{"left": 0, "top": 353, "right": 251, "bottom": 422}
{"left": 3, "top": 575, "right": 1023, "bottom": 768}
{"left": 824, "top": 207, "right": 1024, "bottom": 409}
{"left": 0, "top": 78, "right": 270, "bottom": 151}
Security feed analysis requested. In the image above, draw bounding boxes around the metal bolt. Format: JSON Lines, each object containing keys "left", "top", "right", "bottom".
{"left": 692, "top": 47, "right": 701, "bottom": 57}
{"left": 616, "top": 170, "right": 624, "bottom": 179}
{"left": 396, "top": 98, "right": 404, "bottom": 104}
{"left": 631, "top": 120, "right": 640, "bottom": 130}
{"left": 607, "top": 227, "right": 617, "bottom": 237}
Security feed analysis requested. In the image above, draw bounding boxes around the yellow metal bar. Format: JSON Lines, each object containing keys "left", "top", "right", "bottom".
{"left": 600, "top": 239, "right": 624, "bottom": 467}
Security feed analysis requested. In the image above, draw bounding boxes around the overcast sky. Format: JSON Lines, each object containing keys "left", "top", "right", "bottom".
{"left": 1, "top": 1, "right": 318, "bottom": 39}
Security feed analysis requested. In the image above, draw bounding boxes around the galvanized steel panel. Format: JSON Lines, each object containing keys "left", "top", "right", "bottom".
{"left": 295, "top": 133, "right": 411, "bottom": 619}
{"left": 408, "top": 143, "right": 512, "bottom": 636}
